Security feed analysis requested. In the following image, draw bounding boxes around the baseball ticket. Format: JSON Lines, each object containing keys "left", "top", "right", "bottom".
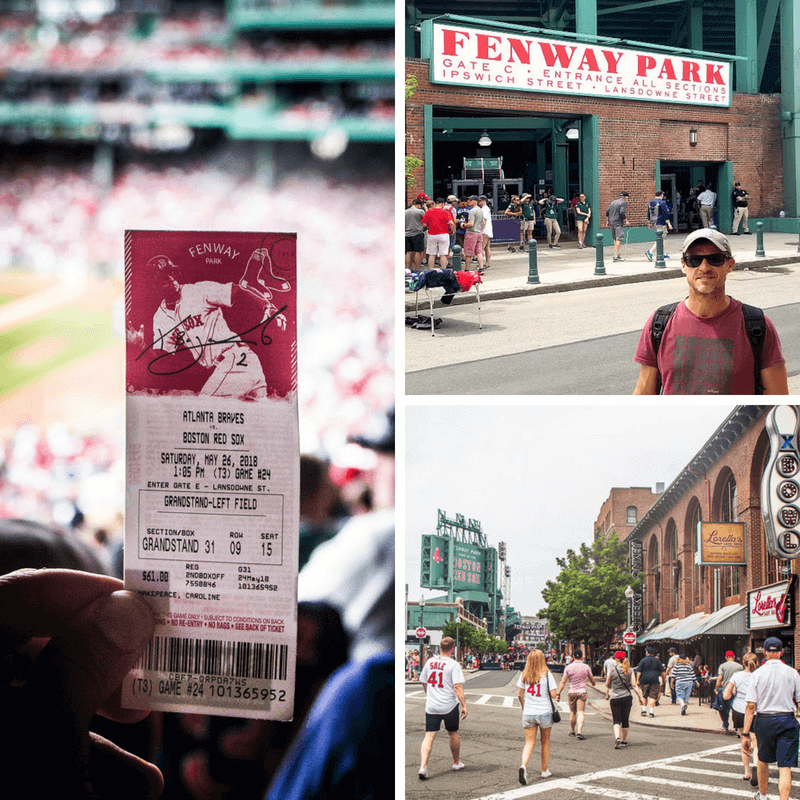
{"left": 121, "top": 230, "right": 298, "bottom": 720}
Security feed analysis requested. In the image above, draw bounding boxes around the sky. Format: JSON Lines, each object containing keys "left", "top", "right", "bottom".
{"left": 404, "top": 402, "right": 739, "bottom": 618}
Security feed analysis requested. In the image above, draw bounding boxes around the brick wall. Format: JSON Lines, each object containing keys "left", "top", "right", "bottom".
{"left": 595, "top": 486, "right": 661, "bottom": 542}
{"left": 406, "top": 58, "right": 784, "bottom": 214}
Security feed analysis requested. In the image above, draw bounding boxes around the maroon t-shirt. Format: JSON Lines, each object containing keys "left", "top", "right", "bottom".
{"left": 421, "top": 208, "right": 453, "bottom": 236}
{"left": 634, "top": 297, "right": 784, "bottom": 394}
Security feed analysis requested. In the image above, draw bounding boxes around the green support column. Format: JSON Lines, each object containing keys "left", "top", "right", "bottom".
{"left": 734, "top": 0, "right": 758, "bottom": 92}
{"left": 689, "top": 1, "right": 703, "bottom": 50}
{"left": 781, "top": 0, "right": 800, "bottom": 218}
{"left": 536, "top": 139, "right": 547, "bottom": 192}
{"left": 574, "top": 0, "right": 597, "bottom": 37}
{"left": 424, "top": 104, "right": 433, "bottom": 200}
{"left": 582, "top": 115, "right": 600, "bottom": 246}
{"left": 718, "top": 161, "right": 734, "bottom": 234}
{"left": 552, "top": 123, "right": 568, "bottom": 208}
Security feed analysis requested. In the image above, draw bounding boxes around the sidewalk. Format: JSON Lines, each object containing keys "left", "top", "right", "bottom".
{"left": 405, "top": 231, "right": 800, "bottom": 310}
{"left": 406, "top": 670, "right": 737, "bottom": 736}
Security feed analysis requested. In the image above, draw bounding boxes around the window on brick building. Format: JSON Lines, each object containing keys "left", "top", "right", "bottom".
{"left": 627, "top": 506, "right": 637, "bottom": 524}
{"left": 720, "top": 474, "right": 740, "bottom": 599}
{"left": 691, "top": 503, "right": 702, "bottom": 609}
{"left": 666, "top": 522, "right": 679, "bottom": 618}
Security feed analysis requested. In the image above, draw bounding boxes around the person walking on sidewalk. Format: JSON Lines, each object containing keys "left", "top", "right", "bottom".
{"left": 418, "top": 637, "right": 467, "bottom": 780}
{"left": 605, "top": 651, "right": 643, "bottom": 749}
{"left": 633, "top": 647, "right": 665, "bottom": 718}
{"left": 574, "top": 192, "right": 591, "bottom": 249}
{"left": 516, "top": 649, "right": 558, "bottom": 784}
{"left": 742, "top": 637, "right": 800, "bottom": 800}
{"left": 645, "top": 190, "right": 673, "bottom": 262}
{"left": 725, "top": 652, "right": 759, "bottom": 784}
{"left": 665, "top": 647, "right": 679, "bottom": 704}
{"left": 605, "top": 191, "right": 630, "bottom": 262}
{"left": 557, "top": 649, "right": 596, "bottom": 740}
{"left": 715, "top": 650, "right": 743, "bottom": 733}
{"left": 670, "top": 653, "right": 697, "bottom": 716}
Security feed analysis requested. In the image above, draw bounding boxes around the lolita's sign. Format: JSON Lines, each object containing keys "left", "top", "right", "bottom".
{"left": 429, "top": 22, "right": 731, "bottom": 107}
{"left": 698, "top": 521, "right": 747, "bottom": 565}
{"left": 747, "top": 578, "right": 795, "bottom": 630}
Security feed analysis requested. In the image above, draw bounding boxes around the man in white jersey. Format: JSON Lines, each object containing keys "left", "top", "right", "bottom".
{"left": 145, "top": 253, "right": 286, "bottom": 400}
{"left": 418, "top": 636, "right": 467, "bottom": 780}
{"left": 742, "top": 637, "right": 800, "bottom": 800}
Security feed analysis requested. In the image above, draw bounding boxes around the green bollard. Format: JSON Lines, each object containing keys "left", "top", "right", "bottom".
{"left": 594, "top": 233, "right": 606, "bottom": 275}
{"left": 527, "top": 238, "right": 539, "bottom": 284}
{"left": 654, "top": 228, "right": 666, "bottom": 269}
{"left": 756, "top": 222, "right": 766, "bottom": 257}
{"left": 451, "top": 244, "right": 462, "bottom": 272}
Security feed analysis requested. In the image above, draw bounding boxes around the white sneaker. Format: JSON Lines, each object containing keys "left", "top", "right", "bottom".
{"left": 418, "top": 767, "right": 428, "bottom": 780}
{"left": 452, "top": 761, "right": 465, "bottom": 771}
{"left": 648, "top": 711, "right": 655, "bottom": 717}
{"left": 541, "top": 770, "right": 552, "bottom": 779}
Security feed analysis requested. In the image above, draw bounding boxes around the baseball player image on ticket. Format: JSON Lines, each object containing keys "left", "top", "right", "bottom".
{"left": 122, "top": 229, "right": 299, "bottom": 720}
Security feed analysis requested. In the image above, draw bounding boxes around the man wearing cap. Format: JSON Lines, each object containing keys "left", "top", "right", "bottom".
{"left": 539, "top": 189, "right": 564, "bottom": 249}
{"left": 742, "top": 637, "right": 800, "bottom": 800}
{"left": 421, "top": 198, "right": 456, "bottom": 271}
{"left": 664, "top": 647, "right": 679, "bottom": 705}
{"left": 732, "top": 182, "right": 752, "bottom": 235}
{"left": 633, "top": 228, "right": 788, "bottom": 395}
{"left": 478, "top": 195, "right": 494, "bottom": 268}
{"left": 459, "top": 196, "right": 485, "bottom": 271}
{"left": 405, "top": 197, "right": 426, "bottom": 271}
{"left": 605, "top": 191, "right": 630, "bottom": 262}
{"left": 713, "top": 651, "right": 743, "bottom": 733}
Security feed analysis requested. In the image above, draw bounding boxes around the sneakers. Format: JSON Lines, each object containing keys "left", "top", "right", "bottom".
{"left": 649, "top": 711, "right": 655, "bottom": 718}
{"left": 619, "top": 741, "right": 629, "bottom": 747}
{"left": 641, "top": 709, "right": 647, "bottom": 716}
{"left": 645, "top": 250, "right": 653, "bottom": 261}
{"left": 576, "top": 733, "right": 586, "bottom": 740}
{"left": 681, "top": 705, "right": 687, "bottom": 716}
{"left": 452, "top": 761, "right": 465, "bottom": 771}
{"left": 553, "top": 244, "right": 561, "bottom": 248}
{"left": 615, "top": 738, "right": 622, "bottom": 749}
{"left": 418, "top": 767, "right": 428, "bottom": 780}
{"left": 613, "top": 256, "right": 623, "bottom": 262}
{"left": 541, "top": 770, "right": 552, "bottom": 779}
{"left": 568, "top": 731, "right": 576, "bottom": 737}
{"left": 519, "top": 766, "right": 527, "bottom": 786}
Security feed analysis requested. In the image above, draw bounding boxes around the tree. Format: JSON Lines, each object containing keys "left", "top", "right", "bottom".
{"left": 405, "top": 75, "right": 423, "bottom": 190}
{"left": 540, "top": 528, "right": 643, "bottom": 651}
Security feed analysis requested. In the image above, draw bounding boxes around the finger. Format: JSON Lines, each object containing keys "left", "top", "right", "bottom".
{"left": 89, "top": 732, "right": 164, "bottom": 800}
{"left": 98, "top": 684, "right": 153, "bottom": 725}
{"left": 0, "top": 569, "right": 123, "bottom": 649}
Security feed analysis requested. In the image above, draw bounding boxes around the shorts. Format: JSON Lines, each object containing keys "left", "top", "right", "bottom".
{"left": 609, "top": 696, "right": 633, "bottom": 728}
{"left": 522, "top": 713, "right": 553, "bottom": 729}
{"left": 426, "top": 232, "right": 450, "bottom": 256}
{"left": 611, "top": 224, "right": 625, "bottom": 241}
{"left": 463, "top": 231, "right": 482, "bottom": 257}
{"left": 568, "top": 692, "right": 587, "bottom": 713}
{"left": 575, "top": 217, "right": 589, "bottom": 227}
{"left": 405, "top": 233, "right": 424, "bottom": 253}
{"left": 521, "top": 219, "right": 536, "bottom": 232}
{"left": 754, "top": 715, "right": 800, "bottom": 767}
{"left": 426, "top": 704, "right": 460, "bottom": 733}
{"left": 639, "top": 683, "right": 660, "bottom": 700}
{"left": 731, "top": 709, "right": 745, "bottom": 730}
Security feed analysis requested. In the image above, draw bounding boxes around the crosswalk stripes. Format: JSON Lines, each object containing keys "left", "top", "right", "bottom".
{"left": 469, "top": 744, "right": 787, "bottom": 799}
{"left": 406, "top": 688, "right": 575, "bottom": 713}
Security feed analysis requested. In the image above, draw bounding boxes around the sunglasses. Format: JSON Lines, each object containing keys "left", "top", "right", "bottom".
{"left": 683, "top": 252, "right": 728, "bottom": 268}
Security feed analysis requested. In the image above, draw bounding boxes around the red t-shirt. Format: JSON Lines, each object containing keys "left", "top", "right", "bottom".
{"left": 422, "top": 208, "right": 453, "bottom": 236}
{"left": 634, "top": 297, "right": 784, "bottom": 394}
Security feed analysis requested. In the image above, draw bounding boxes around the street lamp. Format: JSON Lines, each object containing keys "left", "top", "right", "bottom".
{"left": 624, "top": 585, "right": 635, "bottom": 660}
{"left": 455, "top": 596, "right": 462, "bottom": 664}
{"left": 419, "top": 595, "right": 426, "bottom": 670}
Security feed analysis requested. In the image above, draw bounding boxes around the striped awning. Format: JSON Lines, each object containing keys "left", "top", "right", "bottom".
{"left": 636, "top": 605, "right": 745, "bottom": 643}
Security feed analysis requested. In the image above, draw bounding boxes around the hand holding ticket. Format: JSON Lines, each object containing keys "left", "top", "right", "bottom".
{"left": 122, "top": 230, "right": 299, "bottom": 720}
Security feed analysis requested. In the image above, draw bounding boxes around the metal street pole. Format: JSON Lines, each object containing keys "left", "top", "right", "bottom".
{"left": 625, "top": 585, "right": 635, "bottom": 662}
{"left": 419, "top": 595, "right": 426, "bottom": 670}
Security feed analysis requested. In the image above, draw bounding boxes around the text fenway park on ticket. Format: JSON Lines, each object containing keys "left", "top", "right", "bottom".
{"left": 122, "top": 230, "right": 299, "bottom": 720}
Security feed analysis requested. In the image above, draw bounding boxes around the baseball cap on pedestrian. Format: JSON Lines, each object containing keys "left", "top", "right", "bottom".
{"left": 447, "top": 195, "right": 458, "bottom": 203}
{"left": 734, "top": 182, "right": 741, "bottom": 187}
{"left": 725, "top": 650, "right": 735, "bottom": 658}
{"left": 620, "top": 191, "right": 630, "bottom": 197}
{"left": 681, "top": 228, "right": 733, "bottom": 256}
{"left": 416, "top": 192, "right": 430, "bottom": 200}
{"left": 468, "top": 195, "right": 479, "bottom": 201}
{"left": 614, "top": 651, "right": 627, "bottom": 660}
{"left": 764, "top": 637, "right": 784, "bottom": 652}
{"left": 478, "top": 195, "right": 488, "bottom": 201}
{"left": 434, "top": 197, "right": 445, "bottom": 204}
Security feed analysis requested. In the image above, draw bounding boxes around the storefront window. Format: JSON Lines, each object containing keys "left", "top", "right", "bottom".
{"left": 720, "top": 474, "right": 740, "bottom": 598}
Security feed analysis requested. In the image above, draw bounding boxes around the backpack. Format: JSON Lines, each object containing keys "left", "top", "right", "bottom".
{"left": 648, "top": 199, "right": 660, "bottom": 225}
{"left": 650, "top": 301, "right": 766, "bottom": 394}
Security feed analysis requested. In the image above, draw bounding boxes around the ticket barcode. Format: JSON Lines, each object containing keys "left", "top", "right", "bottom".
{"left": 137, "top": 636, "right": 289, "bottom": 681}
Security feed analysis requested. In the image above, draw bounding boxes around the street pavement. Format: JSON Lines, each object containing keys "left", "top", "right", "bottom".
{"left": 404, "top": 230, "right": 800, "bottom": 307}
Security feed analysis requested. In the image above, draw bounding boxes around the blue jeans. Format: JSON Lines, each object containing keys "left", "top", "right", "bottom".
{"left": 715, "top": 689, "right": 732, "bottom": 728}
{"left": 675, "top": 680, "right": 694, "bottom": 705}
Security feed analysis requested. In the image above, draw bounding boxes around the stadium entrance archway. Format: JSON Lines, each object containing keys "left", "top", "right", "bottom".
{"left": 427, "top": 109, "right": 599, "bottom": 242}
{"left": 658, "top": 160, "right": 732, "bottom": 233}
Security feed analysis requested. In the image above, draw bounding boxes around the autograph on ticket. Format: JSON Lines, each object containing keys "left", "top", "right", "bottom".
{"left": 122, "top": 230, "right": 299, "bottom": 719}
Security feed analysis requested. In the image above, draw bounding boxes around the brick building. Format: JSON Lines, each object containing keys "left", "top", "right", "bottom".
{"left": 406, "top": 2, "right": 800, "bottom": 243}
{"left": 595, "top": 486, "right": 663, "bottom": 542}
{"left": 625, "top": 405, "right": 798, "bottom": 670}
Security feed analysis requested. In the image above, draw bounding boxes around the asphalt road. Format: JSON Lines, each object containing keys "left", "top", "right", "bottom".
{"left": 405, "top": 672, "right": 756, "bottom": 800}
{"left": 405, "top": 267, "right": 800, "bottom": 395}
{"left": 405, "top": 301, "right": 800, "bottom": 394}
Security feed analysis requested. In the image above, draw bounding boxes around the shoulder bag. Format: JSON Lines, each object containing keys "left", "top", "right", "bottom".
{"left": 547, "top": 673, "right": 561, "bottom": 723}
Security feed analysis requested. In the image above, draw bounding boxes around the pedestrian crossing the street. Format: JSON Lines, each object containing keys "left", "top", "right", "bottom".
{"left": 470, "top": 744, "right": 800, "bottom": 799}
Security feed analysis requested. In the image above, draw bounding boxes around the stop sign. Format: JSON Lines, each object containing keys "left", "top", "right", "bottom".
{"left": 416, "top": 627, "right": 427, "bottom": 638}
{"left": 622, "top": 630, "right": 637, "bottom": 645}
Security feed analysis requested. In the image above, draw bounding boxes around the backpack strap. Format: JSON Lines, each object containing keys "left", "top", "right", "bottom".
{"left": 740, "top": 302, "right": 766, "bottom": 395}
{"left": 650, "top": 302, "right": 679, "bottom": 394}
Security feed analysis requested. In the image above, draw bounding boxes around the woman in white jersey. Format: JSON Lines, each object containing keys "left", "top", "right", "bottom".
{"left": 724, "top": 652, "right": 759, "bottom": 784}
{"left": 516, "top": 649, "right": 558, "bottom": 785}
